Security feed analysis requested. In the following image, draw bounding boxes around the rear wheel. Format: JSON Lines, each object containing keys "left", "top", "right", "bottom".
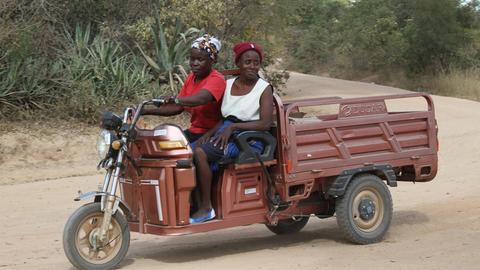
{"left": 266, "top": 216, "right": 310, "bottom": 235}
{"left": 335, "top": 174, "right": 392, "bottom": 244}
{"left": 63, "top": 202, "right": 130, "bottom": 270}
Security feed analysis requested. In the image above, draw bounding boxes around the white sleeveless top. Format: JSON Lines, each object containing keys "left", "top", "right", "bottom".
{"left": 221, "top": 77, "right": 270, "bottom": 121}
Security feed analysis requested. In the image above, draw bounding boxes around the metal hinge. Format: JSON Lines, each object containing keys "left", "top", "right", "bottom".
{"left": 282, "top": 136, "right": 290, "bottom": 149}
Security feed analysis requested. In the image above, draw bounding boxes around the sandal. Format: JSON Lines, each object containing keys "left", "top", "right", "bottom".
{"left": 189, "top": 208, "right": 216, "bottom": 224}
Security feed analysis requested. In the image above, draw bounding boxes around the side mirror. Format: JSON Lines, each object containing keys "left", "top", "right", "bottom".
{"left": 100, "top": 111, "right": 123, "bottom": 131}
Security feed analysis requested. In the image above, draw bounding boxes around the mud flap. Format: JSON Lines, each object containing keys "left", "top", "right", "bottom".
{"left": 327, "top": 164, "right": 397, "bottom": 197}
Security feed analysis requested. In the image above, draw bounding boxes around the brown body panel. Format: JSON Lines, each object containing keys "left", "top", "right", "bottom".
{"left": 121, "top": 92, "right": 438, "bottom": 236}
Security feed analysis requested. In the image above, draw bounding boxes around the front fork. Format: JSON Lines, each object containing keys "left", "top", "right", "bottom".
{"left": 98, "top": 107, "right": 134, "bottom": 244}
{"left": 99, "top": 195, "right": 116, "bottom": 243}
{"left": 99, "top": 145, "right": 126, "bottom": 243}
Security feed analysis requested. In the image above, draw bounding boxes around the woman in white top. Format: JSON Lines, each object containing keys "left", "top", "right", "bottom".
{"left": 190, "top": 42, "right": 274, "bottom": 223}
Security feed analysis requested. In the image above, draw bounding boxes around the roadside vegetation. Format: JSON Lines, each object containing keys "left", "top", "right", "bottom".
{"left": 1, "top": 0, "right": 479, "bottom": 122}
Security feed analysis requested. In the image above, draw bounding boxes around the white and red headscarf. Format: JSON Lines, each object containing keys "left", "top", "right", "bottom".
{"left": 191, "top": 34, "right": 222, "bottom": 62}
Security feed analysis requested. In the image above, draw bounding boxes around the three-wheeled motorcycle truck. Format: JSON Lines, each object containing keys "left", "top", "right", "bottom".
{"left": 63, "top": 78, "right": 438, "bottom": 270}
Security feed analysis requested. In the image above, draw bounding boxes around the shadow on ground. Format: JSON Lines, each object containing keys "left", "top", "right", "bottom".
{"left": 117, "top": 210, "right": 430, "bottom": 265}
{"left": 392, "top": 210, "right": 429, "bottom": 226}
{"left": 124, "top": 220, "right": 344, "bottom": 264}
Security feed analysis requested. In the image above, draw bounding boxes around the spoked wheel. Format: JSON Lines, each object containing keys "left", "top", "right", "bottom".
{"left": 335, "top": 174, "right": 393, "bottom": 244}
{"left": 63, "top": 203, "right": 130, "bottom": 270}
{"left": 266, "top": 216, "right": 310, "bottom": 235}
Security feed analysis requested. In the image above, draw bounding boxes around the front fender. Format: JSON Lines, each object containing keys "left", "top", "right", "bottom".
{"left": 74, "top": 191, "right": 132, "bottom": 218}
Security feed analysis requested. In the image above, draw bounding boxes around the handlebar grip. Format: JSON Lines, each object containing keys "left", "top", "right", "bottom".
{"left": 151, "top": 99, "right": 165, "bottom": 107}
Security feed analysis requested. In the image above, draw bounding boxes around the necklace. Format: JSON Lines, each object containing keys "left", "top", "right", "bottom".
{"left": 235, "top": 78, "right": 257, "bottom": 94}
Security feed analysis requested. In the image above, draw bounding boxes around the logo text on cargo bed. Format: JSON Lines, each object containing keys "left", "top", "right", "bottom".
{"left": 339, "top": 101, "right": 387, "bottom": 118}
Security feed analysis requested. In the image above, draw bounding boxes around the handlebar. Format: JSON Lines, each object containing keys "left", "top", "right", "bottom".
{"left": 151, "top": 98, "right": 168, "bottom": 107}
{"left": 122, "top": 97, "right": 176, "bottom": 133}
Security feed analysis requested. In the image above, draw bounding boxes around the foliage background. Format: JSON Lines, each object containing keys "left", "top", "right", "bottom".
{"left": 1, "top": 0, "right": 479, "bottom": 122}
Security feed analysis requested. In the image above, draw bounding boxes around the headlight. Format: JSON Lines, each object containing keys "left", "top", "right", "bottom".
{"left": 96, "top": 129, "right": 114, "bottom": 159}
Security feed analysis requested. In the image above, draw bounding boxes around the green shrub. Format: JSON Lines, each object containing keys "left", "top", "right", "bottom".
{"left": 136, "top": 14, "right": 199, "bottom": 94}
{"left": 55, "top": 25, "right": 153, "bottom": 122}
{"left": 0, "top": 56, "right": 58, "bottom": 117}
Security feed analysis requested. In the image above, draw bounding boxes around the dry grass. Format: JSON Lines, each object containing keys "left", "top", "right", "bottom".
{"left": 428, "top": 68, "right": 480, "bottom": 101}
{"left": 352, "top": 67, "right": 480, "bottom": 103}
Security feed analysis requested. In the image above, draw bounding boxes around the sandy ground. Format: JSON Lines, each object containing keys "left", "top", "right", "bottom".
{"left": 1, "top": 72, "right": 480, "bottom": 269}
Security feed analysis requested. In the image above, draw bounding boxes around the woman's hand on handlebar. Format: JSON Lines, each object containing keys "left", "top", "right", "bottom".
{"left": 141, "top": 96, "right": 184, "bottom": 116}
{"left": 152, "top": 96, "right": 176, "bottom": 107}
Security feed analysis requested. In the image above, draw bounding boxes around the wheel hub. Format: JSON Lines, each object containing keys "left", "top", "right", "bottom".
{"left": 358, "top": 198, "right": 376, "bottom": 221}
{"left": 89, "top": 228, "right": 101, "bottom": 250}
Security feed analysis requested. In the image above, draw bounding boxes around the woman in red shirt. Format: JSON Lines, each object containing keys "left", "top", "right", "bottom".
{"left": 143, "top": 34, "right": 226, "bottom": 142}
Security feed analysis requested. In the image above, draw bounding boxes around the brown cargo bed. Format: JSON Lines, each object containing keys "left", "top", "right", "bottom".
{"left": 273, "top": 93, "right": 438, "bottom": 189}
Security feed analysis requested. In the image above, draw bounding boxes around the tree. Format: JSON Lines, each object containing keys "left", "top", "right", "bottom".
{"left": 286, "top": 0, "right": 347, "bottom": 72}
{"left": 334, "top": 0, "right": 406, "bottom": 72}
{"left": 402, "top": 0, "right": 468, "bottom": 73}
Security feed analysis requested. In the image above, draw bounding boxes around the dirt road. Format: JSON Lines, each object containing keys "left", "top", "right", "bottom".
{"left": 1, "top": 72, "right": 479, "bottom": 270}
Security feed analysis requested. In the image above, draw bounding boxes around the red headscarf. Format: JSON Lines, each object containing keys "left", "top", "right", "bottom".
{"left": 233, "top": 42, "right": 263, "bottom": 64}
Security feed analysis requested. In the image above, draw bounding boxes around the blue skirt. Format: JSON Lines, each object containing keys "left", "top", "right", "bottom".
{"left": 194, "top": 120, "right": 264, "bottom": 171}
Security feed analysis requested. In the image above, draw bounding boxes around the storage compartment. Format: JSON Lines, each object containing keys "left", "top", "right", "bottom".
{"left": 139, "top": 168, "right": 169, "bottom": 225}
{"left": 221, "top": 167, "right": 268, "bottom": 217}
{"left": 136, "top": 166, "right": 196, "bottom": 226}
{"left": 124, "top": 124, "right": 196, "bottom": 227}
{"left": 174, "top": 168, "right": 196, "bottom": 225}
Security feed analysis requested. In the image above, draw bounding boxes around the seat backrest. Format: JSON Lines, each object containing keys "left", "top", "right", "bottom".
{"left": 219, "top": 69, "right": 241, "bottom": 76}
{"left": 233, "top": 131, "right": 277, "bottom": 164}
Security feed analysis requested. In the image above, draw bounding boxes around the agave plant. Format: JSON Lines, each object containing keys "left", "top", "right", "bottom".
{"left": 55, "top": 25, "right": 152, "bottom": 121}
{"left": 137, "top": 14, "right": 199, "bottom": 94}
{"left": 63, "top": 24, "right": 92, "bottom": 58}
{"left": 0, "top": 57, "right": 55, "bottom": 113}
{"left": 0, "top": 58, "right": 19, "bottom": 110}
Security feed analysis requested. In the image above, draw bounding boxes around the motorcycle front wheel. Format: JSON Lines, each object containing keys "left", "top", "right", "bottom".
{"left": 63, "top": 202, "right": 130, "bottom": 270}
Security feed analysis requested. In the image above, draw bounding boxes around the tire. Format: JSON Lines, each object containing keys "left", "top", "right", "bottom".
{"left": 335, "top": 174, "right": 393, "bottom": 244}
{"left": 266, "top": 216, "right": 310, "bottom": 235}
{"left": 63, "top": 202, "right": 130, "bottom": 270}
